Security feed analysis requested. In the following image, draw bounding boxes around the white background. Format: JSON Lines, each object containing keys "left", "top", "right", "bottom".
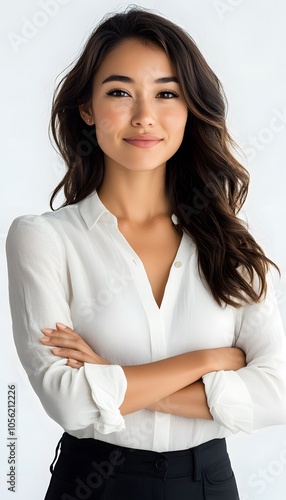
{"left": 1, "top": 0, "right": 286, "bottom": 498}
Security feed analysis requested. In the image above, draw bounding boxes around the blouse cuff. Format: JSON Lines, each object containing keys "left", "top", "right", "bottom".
{"left": 202, "top": 370, "right": 253, "bottom": 434}
{"left": 84, "top": 364, "right": 127, "bottom": 434}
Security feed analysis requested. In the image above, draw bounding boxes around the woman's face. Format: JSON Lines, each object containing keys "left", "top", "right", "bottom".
{"left": 80, "top": 38, "right": 188, "bottom": 173}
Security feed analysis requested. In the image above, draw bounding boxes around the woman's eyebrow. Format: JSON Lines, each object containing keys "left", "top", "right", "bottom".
{"left": 102, "top": 75, "right": 179, "bottom": 84}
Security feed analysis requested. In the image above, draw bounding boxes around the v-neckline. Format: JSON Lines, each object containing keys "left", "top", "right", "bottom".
{"left": 122, "top": 229, "right": 186, "bottom": 312}
{"left": 152, "top": 230, "right": 186, "bottom": 311}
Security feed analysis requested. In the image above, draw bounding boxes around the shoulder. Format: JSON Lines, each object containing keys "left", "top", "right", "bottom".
{"left": 7, "top": 213, "right": 59, "bottom": 247}
{"left": 7, "top": 203, "right": 81, "bottom": 244}
{"left": 6, "top": 213, "right": 68, "bottom": 266}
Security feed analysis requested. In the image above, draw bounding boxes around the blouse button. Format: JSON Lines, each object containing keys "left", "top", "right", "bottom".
{"left": 174, "top": 261, "right": 182, "bottom": 268}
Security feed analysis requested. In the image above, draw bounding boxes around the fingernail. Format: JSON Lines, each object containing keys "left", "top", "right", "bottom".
{"left": 40, "top": 336, "right": 50, "bottom": 342}
{"left": 42, "top": 328, "right": 53, "bottom": 334}
{"left": 52, "top": 348, "right": 62, "bottom": 353}
{"left": 68, "top": 359, "right": 78, "bottom": 364}
{"left": 57, "top": 322, "right": 67, "bottom": 329}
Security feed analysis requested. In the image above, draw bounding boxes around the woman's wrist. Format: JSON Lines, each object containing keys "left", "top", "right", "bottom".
{"left": 203, "top": 347, "right": 246, "bottom": 374}
{"left": 187, "top": 349, "right": 216, "bottom": 377}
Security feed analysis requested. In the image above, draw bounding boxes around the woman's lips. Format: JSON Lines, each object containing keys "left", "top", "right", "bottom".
{"left": 123, "top": 135, "right": 162, "bottom": 148}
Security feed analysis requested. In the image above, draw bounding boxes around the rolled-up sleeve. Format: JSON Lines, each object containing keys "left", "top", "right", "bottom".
{"left": 6, "top": 215, "right": 127, "bottom": 434}
{"left": 202, "top": 273, "right": 286, "bottom": 434}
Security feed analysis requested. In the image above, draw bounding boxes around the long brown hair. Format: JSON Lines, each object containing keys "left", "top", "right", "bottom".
{"left": 49, "top": 6, "right": 277, "bottom": 307}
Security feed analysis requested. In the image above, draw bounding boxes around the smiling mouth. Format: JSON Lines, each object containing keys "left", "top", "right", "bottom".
{"left": 123, "top": 138, "right": 163, "bottom": 148}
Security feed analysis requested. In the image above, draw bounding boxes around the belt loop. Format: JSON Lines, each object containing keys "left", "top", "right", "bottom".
{"left": 191, "top": 447, "right": 201, "bottom": 481}
{"left": 49, "top": 433, "right": 64, "bottom": 474}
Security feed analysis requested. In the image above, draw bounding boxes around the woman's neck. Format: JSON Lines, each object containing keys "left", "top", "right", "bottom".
{"left": 97, "top": 163, "right": 171, "bottom": 226}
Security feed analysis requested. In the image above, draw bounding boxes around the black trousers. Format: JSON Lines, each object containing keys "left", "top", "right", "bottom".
{"left": 44, "top": 432, "right": 240, "bottom": 499}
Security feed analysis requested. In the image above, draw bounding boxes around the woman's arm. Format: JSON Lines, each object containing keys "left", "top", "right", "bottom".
{"left": 145, "top": 275, "right": 286, "bottom": 431}
{"left": 119, "top": 348, "right": 244, "bottom": 415}
{"left": 6, "top": 216, "right": 127, "bottom": 435}
{"left": 147, "top": 380, "right": 212, "bottom": 420}
{"left": 42, "top": 323, "right": 246, "bottom": 415}
{"left": 202, "top": 274, "right": 286, "bottom": 434}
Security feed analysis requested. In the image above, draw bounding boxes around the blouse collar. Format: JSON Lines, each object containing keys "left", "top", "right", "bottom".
{"left": 78, "top": 190, "right": 179, "bottom": 230}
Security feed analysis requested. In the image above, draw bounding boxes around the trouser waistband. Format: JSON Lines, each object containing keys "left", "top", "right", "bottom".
{"left": 54, "top": 433, "right": 228, "bottom": 481}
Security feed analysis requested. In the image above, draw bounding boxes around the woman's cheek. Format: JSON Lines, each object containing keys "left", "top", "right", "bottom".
{"left": 95, "top": 117, "right": 115, "bottom": 145}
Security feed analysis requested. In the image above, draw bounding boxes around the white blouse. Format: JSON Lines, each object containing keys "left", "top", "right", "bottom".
{"left": 6, "top": 190, "right": 286, "bottom": 452}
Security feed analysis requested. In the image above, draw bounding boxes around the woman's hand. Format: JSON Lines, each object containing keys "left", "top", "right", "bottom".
{"left": 40, "top": 322, "right": 110, "bottom": 369}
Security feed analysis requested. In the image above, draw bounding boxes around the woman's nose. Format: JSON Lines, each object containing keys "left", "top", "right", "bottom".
{"left": 131, "top": 99, "right": 156, "bottom": 128}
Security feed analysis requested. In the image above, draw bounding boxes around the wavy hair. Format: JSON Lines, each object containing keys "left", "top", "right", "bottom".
{"left": 49, "top": 6, "right": 278, "bottom": 307}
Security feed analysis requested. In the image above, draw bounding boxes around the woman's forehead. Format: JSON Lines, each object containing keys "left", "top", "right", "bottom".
{"left": 93, "top": 38, "right": 177, "bottom": 84}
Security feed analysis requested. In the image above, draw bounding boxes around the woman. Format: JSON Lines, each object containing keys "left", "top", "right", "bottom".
{"left": 6, "top": 7, "right": 286, "bottom": 500}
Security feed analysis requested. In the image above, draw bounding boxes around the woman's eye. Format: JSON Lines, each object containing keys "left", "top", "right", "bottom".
{"left": 157, "top": 91, "right": 179, "bottom": 99}
{"left": 106, "top": 89, "right": 130, "bottom": 97}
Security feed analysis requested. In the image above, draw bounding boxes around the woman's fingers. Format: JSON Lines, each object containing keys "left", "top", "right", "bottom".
{"left": 41, "top": 325, "right": 79, "bottom": 340}
{"left": 40, "top": 334, "right": 84, "bottom": 350}
{"left": 40, "top": 328, "right": 92, "bottom": 354}
{"left": 51, "top": 346, "right": 96, "bottom": 364}
{"left": 66, "top": 359, "right": 84, "bottom": 369}
{"left": 55, "top": 322, "right": 80, "bottom": 337}
{"left": 40, "top": 324, "right": 111, "bottom": 366}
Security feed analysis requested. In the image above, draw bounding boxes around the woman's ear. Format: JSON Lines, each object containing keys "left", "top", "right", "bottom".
{"left": 78, "top": 103, "right": 95, "bottom": 125}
